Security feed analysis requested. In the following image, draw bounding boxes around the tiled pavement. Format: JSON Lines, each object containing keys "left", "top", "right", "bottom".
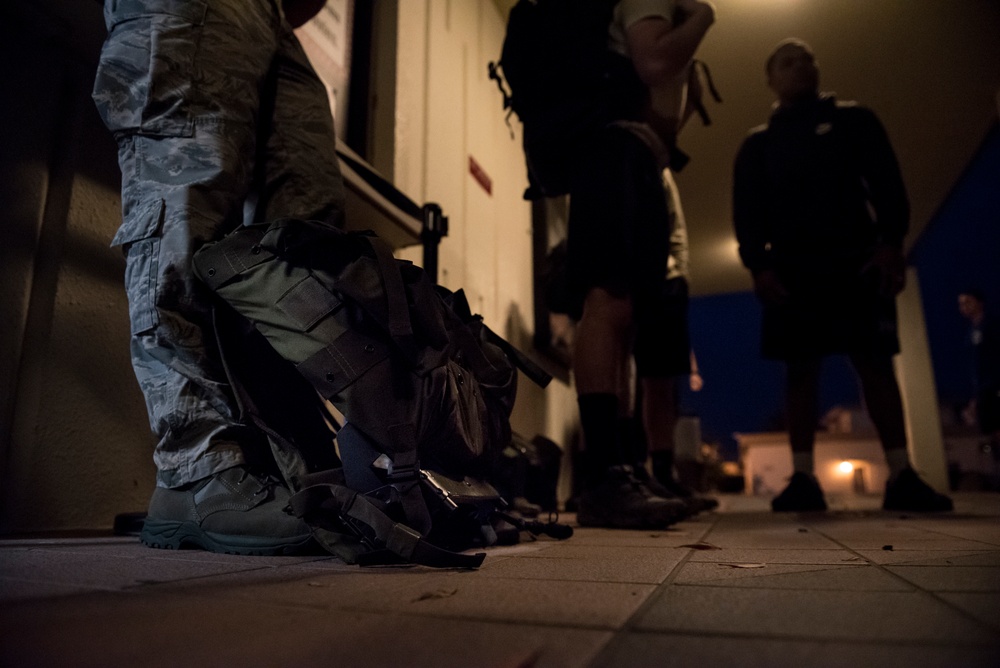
{"left": 2, "top": 493, "right": 999, "bottom": 667}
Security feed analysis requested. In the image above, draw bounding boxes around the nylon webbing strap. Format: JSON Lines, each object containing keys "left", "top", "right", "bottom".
{"left": 297, "top": 328, "right": 389, "bottom": 398}
{"left": 363, "top": 235, "right": 416, "bottom": 358}
{"left": 195, "top": 225, "right": 272, "bottom": 290}
{"left": 289, "top": 482, "right": 485, "bottom": 569}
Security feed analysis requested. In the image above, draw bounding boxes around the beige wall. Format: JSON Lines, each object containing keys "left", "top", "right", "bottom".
{"left": 392, "top": 0, "right": 580, "bottom": 458}
{"left": 1, "top": 4, "right": 157, "bottom": 533}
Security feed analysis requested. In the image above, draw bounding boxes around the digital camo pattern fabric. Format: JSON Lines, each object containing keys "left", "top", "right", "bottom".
{"left": 93, "top": 0, "right": 346, "bottom": 486}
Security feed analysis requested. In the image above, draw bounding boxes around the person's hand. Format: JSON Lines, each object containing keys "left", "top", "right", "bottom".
{"left": 689, "top": 371, "right": 704, "bottom": 392}
{"left": 864, "top": 244, "right": 906, "bottom": 297}
{"left": 753, "top": 269, "right": 789, "bottom": 306}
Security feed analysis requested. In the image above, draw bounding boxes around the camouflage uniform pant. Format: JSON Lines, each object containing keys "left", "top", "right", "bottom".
{"left": 92, "top": 0, "right": 345, "bottom": 487}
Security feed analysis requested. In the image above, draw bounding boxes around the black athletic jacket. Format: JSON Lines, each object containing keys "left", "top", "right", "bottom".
{"left": 732, "top": 94, "right": 909, "bottom": 277}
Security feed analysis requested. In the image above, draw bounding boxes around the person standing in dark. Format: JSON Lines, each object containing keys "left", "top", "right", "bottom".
{"left": 958, "top": 289, "right": 1000, "bottom": 451}
{"left": 732, "top": 38, "right": 952, "bottom": 513}
{"left": 569, "top": 0, "right": 717, "bottom": 528}
{"left": 92, "top": 0, "right": 344, "bottom": 554}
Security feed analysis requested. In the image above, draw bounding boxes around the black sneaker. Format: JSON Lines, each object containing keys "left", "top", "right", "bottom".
{"left": 140, "top": 466, "right": 314, "bottom": 555}
{"left": 577, "top": 465, "right": 689, "bottom": 529}
{"left": 883, "top": 467, "right": 954, "bottom": 513}
{"left": 772, "top": 472, "right": 827, "bottom": 512}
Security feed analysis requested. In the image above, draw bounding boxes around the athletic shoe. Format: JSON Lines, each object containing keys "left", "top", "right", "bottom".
{"left": 883, "top": 467, "right": 954, "bottom": 513}
{"left": 577, "top": 465, "right": 688, "bottom": 529}
{"left": 140, "top": 465, "right": 314, "bottom": 555}
{"left": 771, "top": 472, "right": 827, "bottom": 512}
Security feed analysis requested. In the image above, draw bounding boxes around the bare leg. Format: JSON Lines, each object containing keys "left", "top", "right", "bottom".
{"left": 642, "top": 376, "right": 678, "bottom": 454}
{"left": 771, "top": 357, "right": 827, "bottom": 511}
{"left": 573, "top": 288, "right": 687, "bottom": 527}
{"left": 848, "top": 349, "right": 908, "bottom": 468}
{"left": 786, "top": 357, "right": 822, "bottom": 471}
{"left": 573, "top": 288, "right": 633, "bottom": 395}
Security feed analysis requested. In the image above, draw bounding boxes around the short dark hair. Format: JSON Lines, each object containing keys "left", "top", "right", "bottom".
{"left": 766, "top": 38, "right": 813, "bottom": 75}
{"left": 959, "top": 288, "right": 986, "bottom": 303}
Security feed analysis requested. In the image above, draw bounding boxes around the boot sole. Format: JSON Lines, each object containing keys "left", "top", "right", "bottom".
{"left": 140, "top": 519, "right": 314, "bottom": 556}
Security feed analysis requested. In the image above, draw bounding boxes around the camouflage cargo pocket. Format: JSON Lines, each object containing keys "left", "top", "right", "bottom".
{"left": 93, "top": 0, "right": 208, "bottom": 137}
{"left": 118, "top": 198, "right": 165, "bottom": 335}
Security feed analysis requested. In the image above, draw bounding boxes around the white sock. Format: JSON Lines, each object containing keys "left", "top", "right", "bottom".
{"left": 792, "top": 451, "right": 814, "bottom": 475}
{"left": 884, "top": 448, "right": 910, "bottom": 478}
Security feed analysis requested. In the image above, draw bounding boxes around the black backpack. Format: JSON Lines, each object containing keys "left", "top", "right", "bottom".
{"left": 491, "top": 1, "right": 723, "bottom": 198}
{"left": 489, "top": 0, "right": 645, "bottom": 199}
{"left": 193, "top": 219, "right": 570, "bottom": 568}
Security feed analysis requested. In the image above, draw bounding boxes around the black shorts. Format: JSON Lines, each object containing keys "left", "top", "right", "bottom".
{"left": 761, "top": 267, "right": 900, "bottom": 360}
{"left": 977, "top": 386, "right": 1000, "bottom": 434}
{"left": 566, "top": 126, "right": 670, "bottom": 321}
{"left": 634, "top": 276, "right": 692, "bottom": 378}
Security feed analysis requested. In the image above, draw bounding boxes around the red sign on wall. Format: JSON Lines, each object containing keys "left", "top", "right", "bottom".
{"left": 468, "top": 155, "right": 493, "bottom": 196}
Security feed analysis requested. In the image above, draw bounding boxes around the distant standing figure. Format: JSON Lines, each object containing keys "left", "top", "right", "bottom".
{"left": 958, "top": 289, "right": 1000, "bottom": 448}
{"left": 732, "top": 38, "right": 952, "bottom": 513}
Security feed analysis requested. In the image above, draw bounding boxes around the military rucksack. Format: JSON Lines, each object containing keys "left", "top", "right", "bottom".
{"left": 489, "top": 0, "right": 645, "bottom": 199}
{"left": 193, "top": 219, "right": 569, "bottom": 567}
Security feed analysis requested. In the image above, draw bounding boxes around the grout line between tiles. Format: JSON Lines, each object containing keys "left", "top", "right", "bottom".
{"left": 584, "top": 514, "right": 721, "bottom": 667}
{"left": 802, "top": 518, "right": 1000, "bottom": 637}
{"left": 617, "top": 625, "right": 1000, "bottom": 649}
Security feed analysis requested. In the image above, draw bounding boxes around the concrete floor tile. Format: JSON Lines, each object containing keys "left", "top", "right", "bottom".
{"left": 157, "top": 567, "right": 658, "bottom": 628}
{"left": 886, "top": 565, "right": 1000, "bottom": 592}
{"left": 595, "top": 632, "right": 1000, "bottom": 668}
{"left": 939, "top": 592, "right": 1000, "bottom": 632}
{"left": 4, "top": 496, "right": 999, "bottom": 666}
{"left": 701, "top": 526, "right": 842, "bottom": 549}
{"left": 635, "top": 587, "right": 998, "bottom": 643}
{"left": 674, "top": 563, "right": 912, "bottom": 591}
{"left": 854, "top": 549, "right": 1000, "bottom": 566}
{"left": 475, "top": 546, "right": 685, "bottom": 584}
{"left": 817, "top": 532, "right": 988, "bottom": 551}
{"left": 516, "top": 544, "right": 683, "bottom": 560}
{"left": 0, "top": 548, "right": 278, "bottom": 597}
{"left": 687, "top": 548, "right": 861, "bottom": 565}
{"left": 0, "top": 537, "right": 138, "bottom": 550}
{"left": 562, "top": 523, "right": 713, "bottom": 548}
{"left": 0, "top": 578, "right": 94, "bottom": 602}
{"left": 894, "top": 520, "right": 1000, "bottom": 547}
{"left": 0, "top": 591, "right": 613, "bottom": 668}
{"left": 805, "top": 518, "right": 996, "bottom": 551}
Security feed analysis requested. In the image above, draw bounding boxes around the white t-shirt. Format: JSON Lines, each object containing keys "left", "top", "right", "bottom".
{"left": 609, "top": 0, "right": 690, "bottom": 141}
{"left": 609, "top": 0, "right": 677, "bottom": 55}
{"left": 611, "top": 1, "right": 690, "bottom": 278}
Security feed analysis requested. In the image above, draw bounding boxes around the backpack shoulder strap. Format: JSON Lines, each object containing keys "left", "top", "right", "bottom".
{"left": 289, "top": 477, "right": 486, "bottom": 569}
